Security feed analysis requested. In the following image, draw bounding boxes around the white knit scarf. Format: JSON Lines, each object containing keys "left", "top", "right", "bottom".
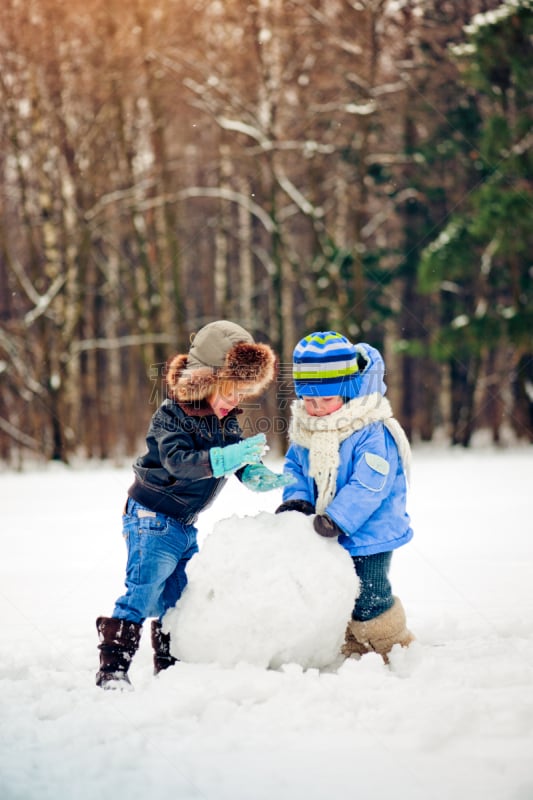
{"left": 289, "top": 392, "right": 412, "bottom": 514}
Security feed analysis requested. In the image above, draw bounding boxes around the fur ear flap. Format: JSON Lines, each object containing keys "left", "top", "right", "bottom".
{"left": 166, "top": 354, "right": 218, "bottom": 402}
{"left": 166, "top": 354, "right": 189, "bottom": 398}
{"left": 220, "top": 342, "right": 276, "bottom": 396}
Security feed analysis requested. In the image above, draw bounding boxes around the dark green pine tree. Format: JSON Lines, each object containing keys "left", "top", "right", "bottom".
{"left": 418, "top": 0, "right": 533, "bottom": 444}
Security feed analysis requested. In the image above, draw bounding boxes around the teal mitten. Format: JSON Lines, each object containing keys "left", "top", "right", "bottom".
{"left": 241, "top": 463, "right": 296, "bottom": 492}
{"left": 209, "top": 434, "right": 266, "bottom": 478}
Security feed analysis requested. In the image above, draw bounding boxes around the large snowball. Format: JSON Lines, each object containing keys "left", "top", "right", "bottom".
{"left": 164, "top": 511, "right": 359, "bottom": 670}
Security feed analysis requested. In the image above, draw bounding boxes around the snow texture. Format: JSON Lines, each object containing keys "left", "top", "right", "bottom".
{"left": 164, "top": 511, "right": 359, "bottom": 669}
{"left": 1, "top": 444, "right": 533, "bottom": 800}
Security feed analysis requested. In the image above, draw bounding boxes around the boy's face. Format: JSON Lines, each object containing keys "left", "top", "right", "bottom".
{"left": 208, "top": 381, "right": 251, "bottom": 419}
{"left": 303, "top": 396, "right": 344, "bottom": 417}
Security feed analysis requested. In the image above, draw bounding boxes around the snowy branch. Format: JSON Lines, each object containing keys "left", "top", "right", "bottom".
{"left": 308, "top": 100, "right": 376, "bottom": 116}
{"left": 0, "top": 416, "right": 40, "bottom": 450}
{"left": 481, "top": 238, "right": 499, "bottom": 276}
{"left": 371, "top": 81, "right": 407, "bottom": 97}
{"left": 9, "top": 258, "right": 42, "bottom": 307}
{"left": 273, "top": 169, "right": 324, "bottom": 220}
{"left": 216, "top": 116, "right": 271, "bottom": 149}
{"left": 24, "top": 274, "right": 67, "bottom": 326}
{"left": 68, "top": 333, "right": 176, "bottom": 358}
{"left": 84, "top": 179, "right": 155, "bottom": 222}
{"left": 9, "top": 257, "right": 67, "bottom": 327}
{"left": 86, "top": 184, "right": 276, "bottom": 235}
{"left": 174, "top": 188, "right": 276, "bottom": 233}
{"left": 0, "top": 328, "right": 45, "bottom": 396}
{"left": 360, "top": 190, "right": 422, "bottom": 239}
{"left": 503, "top": 129, "right": 533, "bottom": 159}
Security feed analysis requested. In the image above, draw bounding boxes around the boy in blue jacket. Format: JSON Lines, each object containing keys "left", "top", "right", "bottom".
{"left": 276, "top": 331, "right": 414, "bottom": 662}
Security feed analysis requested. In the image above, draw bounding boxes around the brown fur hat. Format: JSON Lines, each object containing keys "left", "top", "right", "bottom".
{"left": 166, "top": 320, "right": 276, "bottom": 403}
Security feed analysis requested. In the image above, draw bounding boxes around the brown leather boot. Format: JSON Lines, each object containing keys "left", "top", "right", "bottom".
{"left": 151, "top": 620, "right": 178, "bottom": 675}
{"left": 341, "top": 597, "right": 414, "bottom": 664}
{"left": 96, "top": 616, "right": 142, "bottom": 690}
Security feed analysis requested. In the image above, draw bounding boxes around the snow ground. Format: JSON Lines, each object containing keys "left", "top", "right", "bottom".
{"left": 1, "top": 444, "right": 532, "bottom": 800}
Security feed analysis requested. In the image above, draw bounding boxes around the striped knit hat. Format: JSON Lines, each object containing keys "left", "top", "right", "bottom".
{"left": 292, "top": 331, "right": 361, "bottom": 398}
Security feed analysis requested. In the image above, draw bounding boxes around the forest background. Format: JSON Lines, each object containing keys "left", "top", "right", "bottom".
{"left": 0, "top": 0, "right": 531, "bottom": 465}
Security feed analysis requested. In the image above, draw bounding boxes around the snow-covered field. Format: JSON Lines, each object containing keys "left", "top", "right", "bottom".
{"left": 1, "top": 444, "right": 532, "bottom": 800}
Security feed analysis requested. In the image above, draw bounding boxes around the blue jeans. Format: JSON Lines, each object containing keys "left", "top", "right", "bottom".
{"left": 112, "top": 498, "right": 199, "bottom": 625}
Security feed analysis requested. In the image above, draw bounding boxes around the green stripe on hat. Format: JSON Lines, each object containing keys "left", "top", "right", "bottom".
{"left": 303, "top": 332, "right": 345, "bottom": 346}
{"left": 293, "top": 365, "right": 359, "bottom": 380}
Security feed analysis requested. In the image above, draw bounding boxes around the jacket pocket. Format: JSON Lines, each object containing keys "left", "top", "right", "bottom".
{"left": 355, "top": 452, "right": 390, "bottom": 492}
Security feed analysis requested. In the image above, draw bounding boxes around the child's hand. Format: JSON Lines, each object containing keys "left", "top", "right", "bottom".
{"left": 209, "top": 434, "right": 266, "bottom": 478}
{"left": 241, "top": 464, "right": 296, "bottom": 492}
{"left": 275, "top": 499, "right": 315, "bottom": 515}
{"left": 313, "top": 514, "right": 342, "bottom": 538}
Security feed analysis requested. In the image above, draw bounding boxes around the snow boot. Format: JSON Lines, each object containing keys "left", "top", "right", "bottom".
{"left": 95, "top": 616, "right": 142, "bottom": 690}
{"left": 151, "top": 620, "right": 178, "bottom": 675}
{"left": 341, "top": 597, "right": 414, "bottom": 664}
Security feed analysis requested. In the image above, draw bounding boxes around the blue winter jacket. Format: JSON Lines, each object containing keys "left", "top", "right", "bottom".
{"left": 282, "top": 344, "right": 413, "bottom": 556}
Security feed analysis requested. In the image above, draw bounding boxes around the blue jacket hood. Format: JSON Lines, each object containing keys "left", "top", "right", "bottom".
{"left": 354, "top": 343, "right": 387, "bottom": 397}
